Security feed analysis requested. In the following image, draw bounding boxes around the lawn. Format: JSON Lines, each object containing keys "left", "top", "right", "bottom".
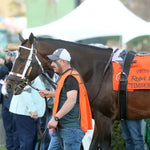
{"left": 0, "top": 147, "right": 6, "bottom": 150}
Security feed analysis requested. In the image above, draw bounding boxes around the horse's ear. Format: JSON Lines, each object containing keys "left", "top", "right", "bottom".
{"left": 18, "top": 33, "right": 24, "bottom": 42}
{"left": 28, "top": 33, "right": 34, "bottom": 45}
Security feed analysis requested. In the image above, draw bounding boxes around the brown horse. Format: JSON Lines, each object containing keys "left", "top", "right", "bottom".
{"left": 6, "top": 33, "right": 150, "bottom": 150}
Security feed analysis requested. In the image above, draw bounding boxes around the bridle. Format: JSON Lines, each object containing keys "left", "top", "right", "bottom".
{"left": 10, "top": 44, "right": 43, "bottom": 80}
{"left": 8, "top": 43, "right": 44, "bottom": 89}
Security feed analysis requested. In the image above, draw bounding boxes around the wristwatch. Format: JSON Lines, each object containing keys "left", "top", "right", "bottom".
{"left": 54, "top": 116, "right": 60, "bottom": 121}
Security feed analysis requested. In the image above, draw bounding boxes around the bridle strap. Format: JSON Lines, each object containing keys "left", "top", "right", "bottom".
{"left": 21, "top": 44, "right": 33, "bottom": 79}
{"left": 9, "top": 72, "right": 23, "bottom": 78}
{"left": 19, "top": 45, "right": 32, "bottom": 51}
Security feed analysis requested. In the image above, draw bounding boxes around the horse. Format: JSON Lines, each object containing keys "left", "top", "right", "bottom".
{"left": 6, "top": 33, "right": 150, "bottom": 150}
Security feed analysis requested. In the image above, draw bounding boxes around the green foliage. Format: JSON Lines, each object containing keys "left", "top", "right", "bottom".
{"left": 126, "top": 35, "right": 150, "bottom": 52}
{"left": 111, "top": 120, "right": 126, "bottom": 150}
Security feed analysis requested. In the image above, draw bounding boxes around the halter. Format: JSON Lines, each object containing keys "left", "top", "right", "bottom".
{"left": 9, "top": 44, "right": 44, "bottom": 81}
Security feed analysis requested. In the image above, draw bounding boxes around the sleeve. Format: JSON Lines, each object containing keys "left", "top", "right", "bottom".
{"left": 64, "top": 75, "right": 79, "bottom": 92}
{"left": 0, "top": 65, "right": 9, "bottom": 80}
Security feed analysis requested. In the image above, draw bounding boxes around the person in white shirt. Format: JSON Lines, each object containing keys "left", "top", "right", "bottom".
{"left": 9, "top": 76, "right": 46, "bottom": 150}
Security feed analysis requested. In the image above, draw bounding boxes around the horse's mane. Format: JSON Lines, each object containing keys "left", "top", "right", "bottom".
{"left": 35, "top": 36, "right": 113, "bottom": 54}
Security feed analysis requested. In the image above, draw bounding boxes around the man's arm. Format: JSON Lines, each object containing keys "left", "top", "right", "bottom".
{"left": 47, "top": 89, "right": 77, "bottom": 129}
{"left": 55, "top": 89, "right": 77, "bottom": 118}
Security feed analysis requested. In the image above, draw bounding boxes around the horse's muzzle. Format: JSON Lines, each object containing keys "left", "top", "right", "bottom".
{"left": 6, "top": 81, "right": 14, "bottom": 94}
{"left": 6, "top": 80, "right": 24, "bottom": 95}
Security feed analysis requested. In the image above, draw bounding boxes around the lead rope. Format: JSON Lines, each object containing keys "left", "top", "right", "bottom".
{"left": 28, "top": 74, "right": 64, "bottom": 150}
{"left": 27, "top": 83, "right": 48, "bottom": 150}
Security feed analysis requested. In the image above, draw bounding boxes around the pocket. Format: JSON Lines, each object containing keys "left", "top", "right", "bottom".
{"left": 69, "top": 128, "right": 85, "bottom": 143}
{"left": 76, "top": 129, "right": 85, "bottom": 142}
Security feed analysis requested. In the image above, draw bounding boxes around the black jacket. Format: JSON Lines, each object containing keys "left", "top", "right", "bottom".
{"left": 0, "top": 61, "right": 13, "bottom": 80}
{"left": 0, "top": 61, "right": 13, "bottom": 107}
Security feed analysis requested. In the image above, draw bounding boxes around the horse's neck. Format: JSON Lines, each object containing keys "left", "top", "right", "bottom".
{"left": 36, "top": 39, "right": 65, "bottom": 55}
{"left": 36, "top": 39, "right": 113, "bottom": 79}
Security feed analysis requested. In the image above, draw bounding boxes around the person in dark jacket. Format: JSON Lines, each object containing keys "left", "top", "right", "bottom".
{"left": 0, "top": 51, "right": 19, "bottom": 150}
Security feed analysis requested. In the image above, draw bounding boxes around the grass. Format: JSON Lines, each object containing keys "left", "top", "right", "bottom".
{"left": 0, "top": 147, "right": 6, "bottom": 150}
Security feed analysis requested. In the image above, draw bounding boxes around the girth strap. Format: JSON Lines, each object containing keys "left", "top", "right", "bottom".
{"left": 118, "top": 51, "right": 135, "bottom": 120}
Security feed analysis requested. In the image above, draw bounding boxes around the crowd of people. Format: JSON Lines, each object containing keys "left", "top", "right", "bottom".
{"left": 1, "top": 45, "right": 150, "bottom": 150}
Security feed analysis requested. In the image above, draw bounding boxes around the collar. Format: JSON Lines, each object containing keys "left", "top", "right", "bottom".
{"left": 61, "top": 67, "right": 74, "bottom": 76}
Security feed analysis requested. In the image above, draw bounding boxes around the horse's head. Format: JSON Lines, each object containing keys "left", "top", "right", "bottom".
{"left": 6, "top": 33, "right": 43, "bottom": 95}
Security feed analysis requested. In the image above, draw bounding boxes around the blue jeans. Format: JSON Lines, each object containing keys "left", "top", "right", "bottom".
{"left": 120, "top": 119, "right": 144, "bottom": 150}
{"left": 48, "top": 128, "right": 85, "bottom": 150}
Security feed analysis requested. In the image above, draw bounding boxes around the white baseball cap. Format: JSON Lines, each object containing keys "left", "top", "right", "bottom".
{"left": 47, "top": 48, "right": 71, "bottom": 61}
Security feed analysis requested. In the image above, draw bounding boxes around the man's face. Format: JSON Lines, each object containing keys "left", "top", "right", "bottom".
{"left": 51, "top": 59, "right": 62, "bottom": 74}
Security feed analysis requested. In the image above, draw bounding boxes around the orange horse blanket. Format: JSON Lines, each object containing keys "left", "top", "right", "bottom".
{"left": 113, "top": 55, "right": 150, "bottom": 92}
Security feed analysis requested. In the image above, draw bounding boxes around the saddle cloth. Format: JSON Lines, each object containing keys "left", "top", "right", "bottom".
{"left": 113, "top": 55, "right": 150, "bottom": 91}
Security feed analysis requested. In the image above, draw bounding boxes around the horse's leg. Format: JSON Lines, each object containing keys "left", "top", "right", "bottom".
{"left": 89, "top": 112, "right": 112, "bottom": 150}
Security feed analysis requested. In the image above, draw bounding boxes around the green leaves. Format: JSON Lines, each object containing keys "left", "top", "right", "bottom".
{"left": 111, "top": 120, "right": 126, "bottom": 150}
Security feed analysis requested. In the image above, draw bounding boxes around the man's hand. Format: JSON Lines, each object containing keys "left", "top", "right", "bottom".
{"left": 47, "top": 117, "right": 58, "bottom": 129}
{"left": 30, "top": 111, "right": 38, "bottom": 119}
{"left": 39, "top": 90, "right": 55, "bottom": 98}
